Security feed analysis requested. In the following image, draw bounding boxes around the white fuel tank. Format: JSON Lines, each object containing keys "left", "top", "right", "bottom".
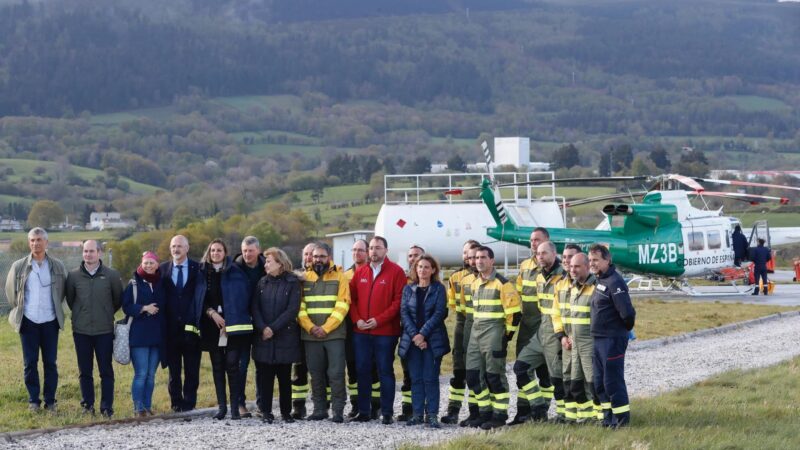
{"left": 375, "top": 202, "right": 564, "bottom": 269}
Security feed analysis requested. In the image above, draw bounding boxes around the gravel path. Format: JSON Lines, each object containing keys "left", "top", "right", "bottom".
{"left": 6, "top": 313, "right": 800, "bottom": 450}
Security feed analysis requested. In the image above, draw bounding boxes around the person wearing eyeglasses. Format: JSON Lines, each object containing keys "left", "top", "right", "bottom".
{"left": 5, "top": 227, "right": 68, "bottom": 413}
{"left": 65, "top": 240, "right": 123, "bottom": 418}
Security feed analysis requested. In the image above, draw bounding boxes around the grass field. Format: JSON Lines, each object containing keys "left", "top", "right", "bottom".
{"left": 0, "top": 299, "right": 794, "bottom": 432}
{"left": 425, "top": 356, "right": 800, "bottom": 450}
{"left": 0, "top": 158, "right": 159, "bottom": 195}
{"left": 734, "top": 212, "right": 800, "bottom": 228}
{"left": 213, "top": 95, "right": 304, "bottom": 114}
{"left": 723, "top": 95, "right": 791, "bottom": 112}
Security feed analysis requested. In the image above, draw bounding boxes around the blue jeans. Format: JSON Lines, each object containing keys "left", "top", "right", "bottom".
{"left": 406, "top": 346, "right": 442, "bottom": 417}
{"left": 73, "top": 332, "right": 115, "bottom": 413}
{"left": 353, "top": 333, "right": 398, "bottom": 417}
{"left": 20, "top": 317, "right": 60, "bottom": 406}
{"left": 131, "top": 346, "right": 160, "bottom": 412}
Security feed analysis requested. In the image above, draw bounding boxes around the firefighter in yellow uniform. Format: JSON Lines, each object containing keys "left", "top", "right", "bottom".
{"left": 441, "top": 241, "right": 480, "bottom": 424}
{"left": 510, "top": 228, "right": 551, "bottom": 424}
{"left": 554, "top": 252, "right": 599, "bottom": 424}
{"left": 465, "top": 246, "right": 521, "bottom": 430}
{"left": 298, "top": 243, "right": 351, "bottom": 422}
{"left": 457, "top": 246, "right": 485, "bottom": 427}
{"left": 550, "top": 245, "right": 581, "bottom": 423}
{"left": 534, "top": 241, "right": 567, "bottom": 422}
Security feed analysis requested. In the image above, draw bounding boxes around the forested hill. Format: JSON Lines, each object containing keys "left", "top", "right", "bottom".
{"left": 1, "top": 0, "right": 799, "bottom": 139}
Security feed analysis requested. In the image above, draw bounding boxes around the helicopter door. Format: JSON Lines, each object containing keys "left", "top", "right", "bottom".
{"left": 748, "top": 220, "right": 771, "bottom": 247}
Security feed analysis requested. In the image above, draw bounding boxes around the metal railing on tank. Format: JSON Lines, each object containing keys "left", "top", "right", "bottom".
{"left": 384, "top": 171, "right": 558, "bottom": 205}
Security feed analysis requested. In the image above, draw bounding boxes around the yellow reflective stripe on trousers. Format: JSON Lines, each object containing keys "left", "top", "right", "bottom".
{"left": 304, "top": 295, "right": 338, "bottom": 302}
{"left": 226, "top": 324, "right": 253, "bottom": 333}
{"left": 521, "top": 295, "right": 539, "bottom": 303}
{"left": 612, "top": 404, "right": 631, "bottom": 414}
{"left": 184, "top": 324, "right": 200, "bottom": 335}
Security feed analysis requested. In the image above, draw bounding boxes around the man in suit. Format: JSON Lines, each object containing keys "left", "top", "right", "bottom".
{"left": 161, "top": 234, "right": 201, "bottom": 412}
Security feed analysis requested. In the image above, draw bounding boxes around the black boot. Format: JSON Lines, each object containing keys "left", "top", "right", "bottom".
{"left": 370, "top": 398, "right": 381, "bottom": 420}
{"left": 459, "top": 404, "right": 479, "bottom": 427}
{"left": 212, "top": 360, "right": 228, "bottom": 420}
{"left": 291, "top": 400, "right": 306, "bottom": 420}
{"left": 508, "top": 403, "right": 531, "bottom": 426}
{"left": 468, "top": 411, "right": 492, "bottom": 428}
{"left": 481, "top": 414, "right": 508, "bottom": 430}
{"left": 397, "top": 401, "right": 412, "bottom": 422}
{"left": 529, "top": 404, "right": 549, "bottom": 422}
{"left": 347, "top": 396, "right": 359, "bottom": 418}
{"left": 752, "top": 286, "right": 759, "bottom": 295}
{"left": 440, "top": 406, "right": 460, "bottom": 424}
{"left": 228, "top": 368, "right": 241, "bottom": 420}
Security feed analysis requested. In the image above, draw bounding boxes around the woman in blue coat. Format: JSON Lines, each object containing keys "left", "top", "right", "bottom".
{"left": 122, "top": 251, "right": 167, "bottom": 417}
{"left": 186, "top": 239, "right": 253, "bottom": 420}
{"left": 399, "top": 254, "right": 450, "bottom": 428}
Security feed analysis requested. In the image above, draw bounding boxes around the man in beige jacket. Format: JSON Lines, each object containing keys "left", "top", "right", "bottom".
{"left": 5, "top": 227, "right": 67, "bottom": 412}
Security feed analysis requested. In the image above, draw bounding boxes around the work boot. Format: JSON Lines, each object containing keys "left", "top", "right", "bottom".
{"left": 480, "top": 414, "right": 508, "bottom": 430}
{"left": 459, "top": 404, "right": 479, "bottom": 427}
{"left": 508, "top": 403, "right": 531, "bottom": 426}
{"left": 752, "top": 287, "right": 759, "bottom": 295}
{"left": 307, "top": 410, "right": 329, "bottom": 421}
{"left": 347, "top": 396, "right": 359, "bottom": 418}
{"left": 440, "top": 406, "right": 460, "bottom": 424}
{"left": 396, "top": 402, "right": 413, "bottom": 422}
{"left": 468, "top": 411, "right": 492, "bottom": 428}
{"left": 370, "top": 399, "right": 381, "bottom": 420}
{"left": 290, "top": 401, "right": 306, "bottom": 420}
{"left": 529, "top": 404, "right": 549, "bottom": 422}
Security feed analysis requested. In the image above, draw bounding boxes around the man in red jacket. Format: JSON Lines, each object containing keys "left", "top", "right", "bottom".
{"left": 349, "top": 236, "right": 407, "bottom": 424}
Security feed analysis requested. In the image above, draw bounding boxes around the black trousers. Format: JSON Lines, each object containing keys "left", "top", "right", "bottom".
{"left": 257, "top": 363, "right": 293, "bottom": 416}
{"left": 167, "top": 336, "right": 201, "bottom": 410}
{"left": 208, "top": 342, "right": 244, "bottom": 409}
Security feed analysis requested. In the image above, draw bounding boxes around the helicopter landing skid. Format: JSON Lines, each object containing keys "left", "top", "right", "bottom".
{"left": 673, "top": 279, "right": 755, "bottom": 297}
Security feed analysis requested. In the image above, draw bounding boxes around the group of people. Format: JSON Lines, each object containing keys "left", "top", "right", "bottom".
{"left": 5, "top": 226, "right": 635, "bottom": 429}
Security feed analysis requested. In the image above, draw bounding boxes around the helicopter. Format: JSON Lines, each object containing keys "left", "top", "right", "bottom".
{"left": 446, "top": 143, "right": 800, "bottom": 289}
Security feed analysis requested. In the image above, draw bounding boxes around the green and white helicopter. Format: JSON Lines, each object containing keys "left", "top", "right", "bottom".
{"left": 447, "top": 145, "right": 800, "bottom": 293}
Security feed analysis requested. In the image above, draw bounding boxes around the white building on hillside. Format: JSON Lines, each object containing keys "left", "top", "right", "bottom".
{"left": 89, "top": 212, "right": 133, "bottom": 230}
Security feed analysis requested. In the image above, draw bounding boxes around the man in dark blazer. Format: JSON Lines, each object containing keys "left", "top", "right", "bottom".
{"left": 161, "top": 234, "right": 201, "bottom": 411}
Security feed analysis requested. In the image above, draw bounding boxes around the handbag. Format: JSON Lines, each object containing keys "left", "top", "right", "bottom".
{"left": 113, "top": 279, "right": 137, "bottom": 365}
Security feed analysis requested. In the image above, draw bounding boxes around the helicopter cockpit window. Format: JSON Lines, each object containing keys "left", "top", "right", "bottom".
{"left": 688, "top": 231, "right": 704, "bottom": 251}
{"left": 707, "top": 231, "right": 721, "bottom": 250}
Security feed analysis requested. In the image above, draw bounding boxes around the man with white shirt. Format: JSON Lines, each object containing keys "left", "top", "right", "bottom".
{"left": 161, "top": 235, "right": 202, "bottom": 412}
{"left": 5, "top": 228, "right": 67, "bottom": 413}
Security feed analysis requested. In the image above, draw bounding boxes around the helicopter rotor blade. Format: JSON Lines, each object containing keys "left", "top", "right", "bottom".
{"left": 667, "top": 174, "right": 705, "bottom": 191}
{"left": 688, "top": 190, "right": 790, "bottom": 205}
{"left": 561, "top": 191, "right": 650, "bottom": 208}
{"left": 692, "top": 177, "right": 800, "bottom": 192}
{"left": 496, "top": 176, "right": 650, "bottom": 189}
